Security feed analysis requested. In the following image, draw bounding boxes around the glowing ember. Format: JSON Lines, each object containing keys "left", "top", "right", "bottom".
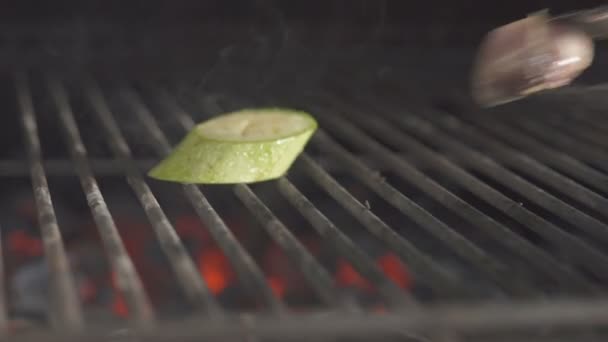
{"left": 267, "top": 276, "right": 287, "bottom": 298}
{"left": 110, "top": 272, "right": 129, "bottom": 317}
{"left": 335, "top": 253, "right": 412, "bottom": 291}
{"left": 4, "top": 206, "right": 413, "bottom": 317}
{"left": 112, "top": 294, "right": 129, "bottom": 317}
{"left": 335, "top": 259, "right": 372, "bottom": 291}
{"left": 197, "top": 248, "right": 235, "bottom": 295}
{"left": 7, "top": 230, "right": 43, "bottom": 257}
{"left": 377, "top": 253, "right": 412, "bottom": 289}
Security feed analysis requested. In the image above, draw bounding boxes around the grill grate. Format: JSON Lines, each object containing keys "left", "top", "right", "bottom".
{"left": 1, "top": 68, "right": 608, "bottom": 341}
{"left": 315, "top": 96, "right": 608, "bottom": 289}
{"left": 16, "top": 73, "right": 84, "bottom": 331}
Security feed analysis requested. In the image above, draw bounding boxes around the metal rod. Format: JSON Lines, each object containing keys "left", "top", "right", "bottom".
{"left": 0, "top": 158, "right": 370, "bottom": 177}
{"left": 459, "top": 116, "right": 608, "bottom": 195}
{"left": 417, "top": 110, "right": 608, "bottom": 226}
{"left": 311, "top": 129, "right": 525, "bottom": 295}
{"left": 298, "top": 153, "right": 464, "bottom": 297}
{"left": 541, "top": 116, "right": 608, "bottom": 152}
{"left": 276, "top": 177, "right": 416, "bottom": 308}
{"left": 319, "top": 99, "right": 608, "bottom": 286}
{"left": 387, "top": 114, "right": 608, "bottom": 288}
{"left": 246, "top": 93, "right": 517, "bottom": 297}
{"left": 561, "top": 113, "right": 608, "bottom": 147}
{"left": 510, "top": 104, "right": 608, "bottom": 158}
{"left": 46, "top": 77, "right": 156, "bottom": 327}
{"left": 232, "top": 184, "right": 353, "bottom": 310}
{"left": 388, "top": 113, "right": 608, "bottom": 246}
{"left": 572, "top": 110, "right": 608, "bottom": 133}
{"left": 117, "top": 86, "right": 283, "bottom": 313}
{"left": 83, "top": 80, "right": 224, "bottom": 316}
{"left": 501, "top": 115, "right": 608, "bottom": 174}
{"left": 331, "top": 65, "right": 606, "bottom": 197}
{"left": 8, "top": 298, "right": 608, "bottom": 341}
{"left": 315, "top": 102, "right": 605, "bottom": 290}
{"left": 14, "top": 72, "right": 84, "bottom": 331}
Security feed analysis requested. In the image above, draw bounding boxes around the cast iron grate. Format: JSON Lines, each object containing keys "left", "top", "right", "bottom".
{"left": 1, "top": 68, "right": 608, "bottom": 341}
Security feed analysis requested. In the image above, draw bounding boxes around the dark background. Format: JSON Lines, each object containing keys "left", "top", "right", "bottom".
{"left": 0, "top": 0, "right": 603, "bottom": 70}
{"left": 0, "top": 0, "right": 604, "bottom": 146}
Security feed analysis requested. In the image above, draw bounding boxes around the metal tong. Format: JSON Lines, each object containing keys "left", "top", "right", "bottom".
{"left": 471, "top": 6, "right": 608, "bottom": 107}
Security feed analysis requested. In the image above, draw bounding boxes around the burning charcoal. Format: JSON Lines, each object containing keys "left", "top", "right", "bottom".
{"left": 197, "top": 247, "right": 235, "bottom": 296}
{"left": 376, "top": 253, "right": 412, "bottom": 290}
{"left": 262, "top": 241, "right": 313, "bottom": 300}
{"left": 6, "top": 229, "right": 43, "bottom": 259}
{"left": 335, "top": 259, "right": 373, "bottom": 292}
{"left": 472, "top": 11, "right": 594, "bottom": 107}
{"left": 334, "top": 253, "right": 412, "bottom": 295}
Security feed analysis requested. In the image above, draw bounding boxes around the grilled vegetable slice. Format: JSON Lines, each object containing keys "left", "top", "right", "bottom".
{"left": 148, "top": 108, "right": 317, "bottom": 184}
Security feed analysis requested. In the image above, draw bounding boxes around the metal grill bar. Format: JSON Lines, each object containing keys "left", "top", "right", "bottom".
{"left": 313, "top": 99, "right": 603, "bottom": 292}
{"left": 232, "top": 184, "right": 352, "bottom": 310}
{"left": 121, "top": 85, "right": 339, "bottom": 311}
{"left": 510, "top": 99, "right": 608, "bottom": 148}
{"left": 297, "top": 154, "right": 460, "bottom": 296}
{"left": 15, "top": 73, "right": 84, "bottom": 331}
{"left": 501, "top": 116, "right": 608, "bottom": 173}
{"left": 46, "top": 78, "right": 156, "bottom": 327}
{"left": 118, "top": 86, "right": 285, "bottom": 312}
{"left": 0, "top": 158, "right": 363, "bottom": 177}
{"left": 276, "top": 178, "right": 415, "bottom": 308}
{"left": 323, "top": 97, "right": 608, "bottom": 286}
{"left": 10, "top": 298, "right": 608, "bottom": 341}
{"left": 265, "top": 88, "right": 597, "bottom": 294}
{"left": 539, "top": 114, "right": 608, "bottom": 151}
{"left": 82, "top": 80, "right": 224, "bottom": 315}
{"left": 389, "top": 113, "right": 608, "bottom": 245}
{"left": 567, "top": 112, "right": 608, "bottom": 137}
{"left": 387, "top": 115, "right": 608, "bottom": 278}
{"left": 418, "top": 111, "right": 608, "bottom": 221}
{"left": 586, "top": 105, "right": 608, "bottom": 129}
{"left": 311, "top": 129, "right": 521, "bottom": 295}
{"left": 457, "top": 116, "right": 608, "bottom": 195}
